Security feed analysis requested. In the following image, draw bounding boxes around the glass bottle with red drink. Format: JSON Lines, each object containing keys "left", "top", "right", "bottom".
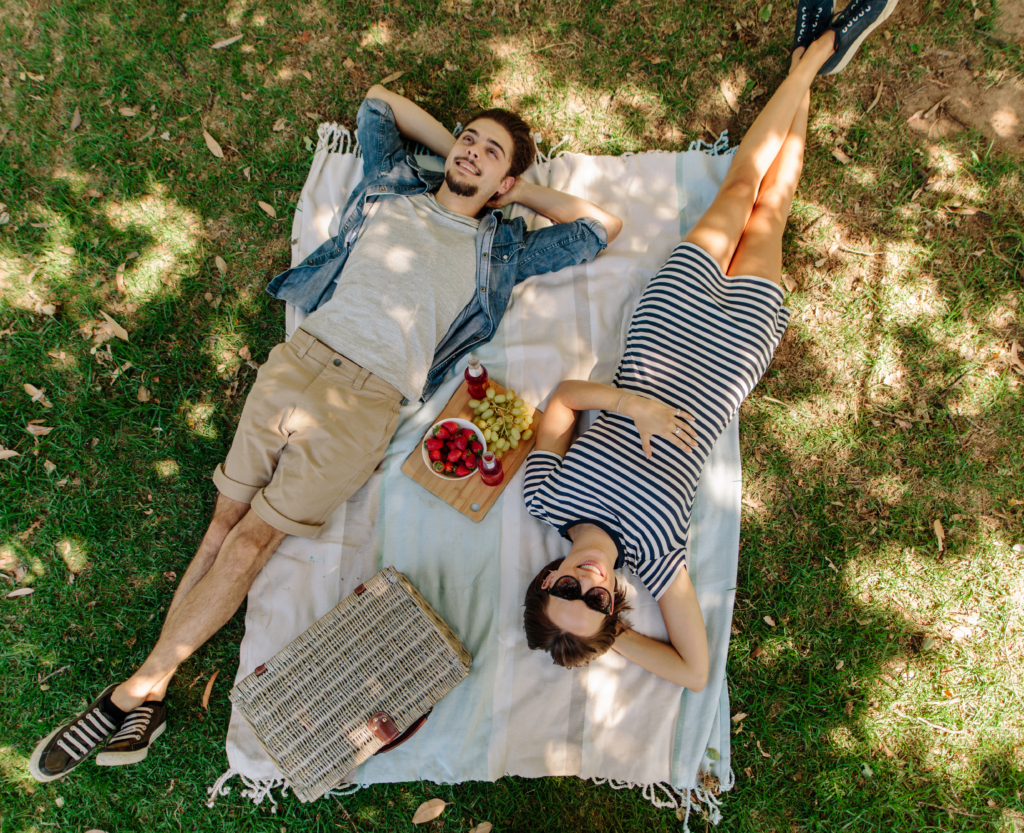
{"left": 479, "top": 451, "right": 504, "bottom": 487}
{"left": 465, "top": 354, "right": 488, "bottom": 399}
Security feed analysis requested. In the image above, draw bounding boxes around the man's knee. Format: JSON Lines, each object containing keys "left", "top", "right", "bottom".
{"left": 216, "top": 516, "right": 285, "bottom": 580}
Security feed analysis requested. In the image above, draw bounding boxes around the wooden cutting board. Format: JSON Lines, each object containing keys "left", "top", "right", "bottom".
{"left": 401, "top": 379, "right": 543, "bottom": 522}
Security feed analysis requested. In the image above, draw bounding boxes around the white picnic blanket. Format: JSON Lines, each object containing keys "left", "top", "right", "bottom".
{"left": 210, "top": 125, "right": 741, "bottom": 825}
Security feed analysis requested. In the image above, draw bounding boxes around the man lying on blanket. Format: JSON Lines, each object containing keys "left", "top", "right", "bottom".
{"left": 30, "top": 86, "right": 622, "bottom": 782}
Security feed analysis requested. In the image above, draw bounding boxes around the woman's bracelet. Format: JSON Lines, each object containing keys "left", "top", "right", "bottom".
{"left": 615, "top": 393, "right": 629, "bottom": 414}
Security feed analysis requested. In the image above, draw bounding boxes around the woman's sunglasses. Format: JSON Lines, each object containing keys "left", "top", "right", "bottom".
{"left": 544, "top": 574, "right": 613, "bottom": 615}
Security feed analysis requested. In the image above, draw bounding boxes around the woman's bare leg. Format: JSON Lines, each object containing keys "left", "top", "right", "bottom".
{"left": 683, "top": 32, "right": 833, "bottom": 272}
{"left": 726, "top": 49, "right": 811, "bottom": 285}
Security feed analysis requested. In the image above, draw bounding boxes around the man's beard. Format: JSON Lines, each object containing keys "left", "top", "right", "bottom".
{"left": 445, "top": 170, "right": 479, "bottom": 198}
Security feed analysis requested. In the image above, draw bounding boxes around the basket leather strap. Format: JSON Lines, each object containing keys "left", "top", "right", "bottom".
{"left": 372, "top": 708, "right": 433, "bottom": 755}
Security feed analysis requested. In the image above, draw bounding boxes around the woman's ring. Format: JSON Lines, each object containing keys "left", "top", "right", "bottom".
{"left": 675, "top": 409, "right": 681, "bottom": 416}
{"left": 674, "top": 427, "right": 682, "bottom": 435}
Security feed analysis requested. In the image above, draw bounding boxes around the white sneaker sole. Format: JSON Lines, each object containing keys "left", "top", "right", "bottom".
{"left": 95, "top": 721, "right": 166, "bottom": 766}
{"left": 823, "top": 0, "right": 900, "bottom": 75}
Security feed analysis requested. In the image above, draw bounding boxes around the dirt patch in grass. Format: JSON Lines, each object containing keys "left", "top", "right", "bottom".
{"left": 996, "top": 0, "right": 1024, "bottom": 39}
{"left": 901, "top": 51, "right": 1024, "bottom": 151}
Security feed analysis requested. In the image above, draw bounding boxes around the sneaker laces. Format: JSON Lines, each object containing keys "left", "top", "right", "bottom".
{"left": 55, "top": 708, "right": 118, "bottom": 760}
{"left": 108, "top": 707, "right": 155, "bottom": 743}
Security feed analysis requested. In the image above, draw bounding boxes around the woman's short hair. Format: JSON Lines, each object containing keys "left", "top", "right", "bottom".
{"left": 465, "top": 108, "right": 535, "bottom": 180}
{"left": 523, "top": 557, "right": 631, "bottom": 668}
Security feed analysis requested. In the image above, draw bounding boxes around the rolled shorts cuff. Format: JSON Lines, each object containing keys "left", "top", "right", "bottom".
{"left": 250, "top": 490, "right": 322, "bottom": 538}
{"left": 212, "top": 463, "right": 262, "bottom": 504}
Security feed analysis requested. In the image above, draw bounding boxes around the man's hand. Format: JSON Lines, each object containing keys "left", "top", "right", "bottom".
{"left": 365, "top": 85, "right": 456, "bottom": 160}
{"left": 485, "top": 179, "right": 623, "bottom": 243}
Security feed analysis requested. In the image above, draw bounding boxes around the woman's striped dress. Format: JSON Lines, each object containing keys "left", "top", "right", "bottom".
{"left": 524, "top": 242, "right": 790, "bottom": 600}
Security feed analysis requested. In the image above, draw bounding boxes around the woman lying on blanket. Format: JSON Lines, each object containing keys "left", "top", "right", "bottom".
{"left": 521, "top": 0, "right": 897, "bottom": 687}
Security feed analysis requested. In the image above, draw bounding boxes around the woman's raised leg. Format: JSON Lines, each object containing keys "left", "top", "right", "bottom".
{"left": 683, "top": 31, "right": 833, "bottom": 272}
{"left": 726, "top": 49, "right": 811, "bottom": 285}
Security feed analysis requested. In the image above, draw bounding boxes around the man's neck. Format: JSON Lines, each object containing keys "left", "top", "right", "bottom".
{"left": 434, "top": 182, "right": 489, "bottom": 218}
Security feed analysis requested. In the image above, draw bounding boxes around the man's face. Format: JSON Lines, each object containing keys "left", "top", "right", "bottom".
{"left": 444, "top": 118, "right": 516, "bottom": 200}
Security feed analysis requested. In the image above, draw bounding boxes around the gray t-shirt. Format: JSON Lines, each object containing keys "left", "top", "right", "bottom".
{"left": 300, "top": 193, "right": 479, "bottom": 400}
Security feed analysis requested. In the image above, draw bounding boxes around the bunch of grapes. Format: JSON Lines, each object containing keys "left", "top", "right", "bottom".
{"left": 469, "top": 388, "right": 534, "bottom": 458}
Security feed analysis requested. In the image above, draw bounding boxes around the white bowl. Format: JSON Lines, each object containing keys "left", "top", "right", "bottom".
{"left": 421, "top": 418, "right": 487, "bottom": 481}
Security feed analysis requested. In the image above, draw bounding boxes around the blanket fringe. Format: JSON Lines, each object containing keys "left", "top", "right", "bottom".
{"left": 206, "top": 768, "right": 361, "bottom": 810}
{"left": 589, "top": 777, "right": 724, "bottom": 833}
{"left": 688, "top": 129, "right": 733, "bottom": 157}
{"left": 316, "top": 122, "right": 361, "bottom": 157}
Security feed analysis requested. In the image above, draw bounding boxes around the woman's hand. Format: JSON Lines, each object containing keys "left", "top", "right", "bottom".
{"left": 620, "top": 393, "right": 698, "bottom": 459}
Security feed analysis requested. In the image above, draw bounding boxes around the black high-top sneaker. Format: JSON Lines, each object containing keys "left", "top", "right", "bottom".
{"left": 29, "top": 684, "right": 126, "bottom": 781}
{"left": 95, "top": 700, "right": 168, "bottom": 766}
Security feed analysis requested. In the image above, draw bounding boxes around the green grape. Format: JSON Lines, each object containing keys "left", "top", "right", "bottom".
{"left": 506, "top": 390, "right": 515, "bottom": 398}
{"left": 511, "top": 407, "right": 523, "bottom": 416}
{"left": 475, "top": 419, "right": 487, "bottom": 430}
{"left": 514, "top": 398, "right": 524, "bottom": 408}
{"left": 511, "top": 429, "right": 521, "bottom": 441}
{"left": 522, "top": 429, "right": 533, "bottom": 440}
{"left": 486, "top": 388, "right": 496, "bottom": 399}
{"left": 494, "top": 394, "right": 506, "bottom": 404}
{"left": 468, "top": 399, "right": 481, "bottom": 409}
{"left": 481, "top": 408, "right": 494, "bottom": 420}
{"left": 509, "top": 439, "right": 519, "bottom": 450}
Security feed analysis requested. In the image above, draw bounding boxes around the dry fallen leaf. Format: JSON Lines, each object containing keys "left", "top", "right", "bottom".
{"left": 215, "top": 255, "right": 227, "bottom": 275}
{"left": 781, "top": 273, "right": 798, "bottom": 292}
{"left": 24, "top": 384, "right": 53, "bottom": 408}
{"left": 301, "top": 70, "right": 312, "bottom": 81}
{"left": 865, "top": 83, "right": 884, "bottom": 114}
{"left": 6, "top": 587, "right": 35, "bottom": 599}
{"left": 70, "top": 106, "right": 82, "bottom": 131}
{"left": 468, "top": 823, "right": 493, "bottom": 833}
{"left": 137, "top": 386, "right": 152, "bottom": 402}
{"left": 0, "top": 447, "right": 20, "bottom": 460}
{"left": 731, "top": 712, "right": 748, "bottom": 723}
{"left": 832, "top": 147, "right": 853, "bottom": 164}
{"left": 211, "top": 33, "right": 244, "bottom": 49}
{"left": 99, "top": 310, "right": 130, "bottom": 341}
{"left": 411, "top": 799, "right": 447, "bottom": 825}
{"left": 115, "top": 262, "right": 126, "bottom": 293}
{"left": 933, "top": 519, "right": 945, "bottom": 552}
{"left": 26, "top": 424, "right": 54, "bottom": 437}
{"left": 202, "top": 669, "right": 220, "bottom": 710}
{"left": 241, "top": 92, "right": 253, "bottom": 101}
{"left": 763, "top": 615, "right": 776, "bottom": 627}
{"left": 946, "top": 205, "right": 982, "bottom": 215}
{"left": 238, "top": 345, "right": 252, "bottom": 361}
{"left": 380, "top": 70, "right": 405, "bottom": 85}
{"left": 272, "top": 117, "right": 288, "bottom": 132}
{"left": 119, "top": 106, "right": 138, "bottom": 118}
{"left": 242, "top": 166, "right": 251, "bottom": 180}
{"left": 825, "top": 556, "right": 838, "bottom": 572}
{"left": 257, "top": 201, "right": 277, "bottom": 218}
{"left": 836, "top": 659, "right": 845, "bottom": 670}
{"left": 1009, "top": 340, "right": 1024, "bottom": 374}
{"left": 720, "top": 80, "right": 740, "bottom": 113}
{"left": 202, "top": 130, "right": 224, "bottom": 158}
{"left": 44, "top": 459, "right": 56, "bottom": 474}
{"left": 343, "top": 57, "right": 355, "bottom": 69}
{"left": 756, "top": 739, "right": 771, "bottom": 758}
{"left": 59, "top": 246, "right": 76, "bottom": 255}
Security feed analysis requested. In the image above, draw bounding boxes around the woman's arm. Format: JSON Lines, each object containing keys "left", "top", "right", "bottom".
{"left": 490, "top": 180, "right": 623, "bottom": 244}
{"left": 365, "top": 85, "right": 457, "bottom": 160}
{"left": 611, "top": 568, "right": 709, "bottom": 690}
{"left": 534, "top": 380, "right": 699, "bottom": 459}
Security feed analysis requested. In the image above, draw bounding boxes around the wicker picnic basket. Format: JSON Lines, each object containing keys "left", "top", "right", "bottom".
{"left": 229, "top": 567, "right": 472, "bottom": 802}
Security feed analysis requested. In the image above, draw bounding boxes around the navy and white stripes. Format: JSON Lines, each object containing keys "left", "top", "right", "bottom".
{"left": 524, "top": 242, "right": 789, "bottom": 600}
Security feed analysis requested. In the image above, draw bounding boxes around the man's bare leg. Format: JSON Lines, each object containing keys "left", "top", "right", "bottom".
{"left": 110, "top": 511, "right": 287, "bottom": 712}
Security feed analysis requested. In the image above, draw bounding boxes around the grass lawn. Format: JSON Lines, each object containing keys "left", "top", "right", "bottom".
{"left": 2, "top": 0, "right": 1023, "bottom": 830}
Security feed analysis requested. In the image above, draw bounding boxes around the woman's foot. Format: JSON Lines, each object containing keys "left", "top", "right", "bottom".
{"left": 793, "top": 0, "right": 834, "bottom": 56}
{"left": 819, "top": 0, "right": 901, "bottom": 75}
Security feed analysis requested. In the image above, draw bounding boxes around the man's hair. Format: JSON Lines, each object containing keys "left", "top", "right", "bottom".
{"left": 465, "top": 108, "right": 535, "bottom": 180}
{"left": 523, "top": 557, "right": 631, "bottom": 669}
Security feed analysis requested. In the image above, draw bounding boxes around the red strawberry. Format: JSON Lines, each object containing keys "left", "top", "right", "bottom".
{"left": 461, "top": 428, "right": 476, "bottom": 438}
{"left": 463, "top": 453, "right": 477, "bottom": 469}
{"left": 454, "top": 435, "right": 468, "bottom": 451}
{"left": 447, "top": 449, "right": 463, "bottom": 463}
{"left": 429, "top": 450, "right": 442, "bottom": 462}
{"left": 470, "top": 441, "right": 483, "bottom": 454}
{"left": 443, "top": 462, "right": 454, "bottom": 474}
{"left": 425, "top": 438, "right": 444, "bottom": 451}
{"left": 442, "top": 421, "right": 460, "bottom": 434}
{"left": 455, "top": 465, "right": 470, "bottom": 477}
{"left": 433, "top": 461, "right": 445, "bottom": 473}
{"left": 435, "top": 427, "right": 451, "bottom": 440}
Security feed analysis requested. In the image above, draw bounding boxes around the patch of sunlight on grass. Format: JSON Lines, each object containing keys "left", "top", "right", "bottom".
{"left": 0, "top": 744, "right": 32, "bottom": 791}
{"left": 154, "top": 459, "right": 180, "bottom": 479}
{"left": 56, "top": 538, "right": 90, "bottom": 574}
{"left": 224, "top": 0, "right": 255, "bottom": 27}
{"left": 826, "top": 724, "right": 857, "bottom": 752}
{"left": 184, "top": 403, "right": 218, "bottom": 440}
{"left": 102, "top": 181, "right": 203, "bottom": 299}
{"left": 359, "top": 20, "right": 393, "bottom": 47}
{"left": 845, "top": 165, "right": 878, "bottom": 188}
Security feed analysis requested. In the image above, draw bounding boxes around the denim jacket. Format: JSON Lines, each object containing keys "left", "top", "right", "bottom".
{"left": 266, "top": 97, "right": 608, "bottom": 401}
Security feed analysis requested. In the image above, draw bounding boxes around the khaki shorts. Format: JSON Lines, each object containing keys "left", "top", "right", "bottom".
{"left": 213, "top": 329, "right": 403, "bottom": 537}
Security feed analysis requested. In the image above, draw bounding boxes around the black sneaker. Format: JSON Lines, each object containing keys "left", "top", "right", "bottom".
{"left": 95, "top": 700, "right": 167, "bottom": 766}
{"left": 818, "top": 0, "right": 901, "bottom": 75}
{"left": 794, "top": 0, "right": 834, "bottom": 54}
{"left": 29, "top": 684, "right": 124, "bottom": 782}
